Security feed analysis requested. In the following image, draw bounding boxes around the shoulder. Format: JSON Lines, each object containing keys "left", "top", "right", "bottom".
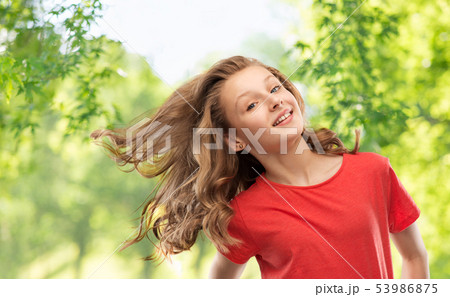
{"left": 350, "top": 151, "right": 387, "bottom": 161}
{"left": 226, "top": 187, "right": 259, "bottom": 239}
{"left": 346, "top": 151, "right": 389, "bottom": 173}
{"left": 229, "top": 180, "right": 261, "bottom": 204}
{"left": 349, "top": 151, "right": 388, "bottom": 163}
{"left": 227, "top": 180, "right": 264, "bottom": 218}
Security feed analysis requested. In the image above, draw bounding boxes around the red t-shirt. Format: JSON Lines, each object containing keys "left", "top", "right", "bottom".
{"left": 218, "top": 152, "right": 421, "bottom": 279}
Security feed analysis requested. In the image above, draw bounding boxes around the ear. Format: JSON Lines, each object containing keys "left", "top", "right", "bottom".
{"left": 224, "top": 133, "right": 246, "bottom": 153}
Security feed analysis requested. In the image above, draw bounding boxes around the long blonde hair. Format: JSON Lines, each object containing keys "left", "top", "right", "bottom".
{"left": 90, "top": 55, "right": 360, "bottom": 264}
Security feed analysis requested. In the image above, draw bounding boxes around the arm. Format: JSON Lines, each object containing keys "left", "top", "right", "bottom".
{"left": 389, "top": 222, "right": 430, "bottom": 278}
{"left": 208, "top": 251, "right": 248, "bottom": 279}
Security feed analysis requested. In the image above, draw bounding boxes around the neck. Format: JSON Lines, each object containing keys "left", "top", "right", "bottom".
{"left": 254, "top": 135, "right": 331, "bottom": 186}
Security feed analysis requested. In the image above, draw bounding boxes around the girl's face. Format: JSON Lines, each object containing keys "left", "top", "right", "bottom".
{"left": 220, "top": 65, "right": 304, "bottom": 155}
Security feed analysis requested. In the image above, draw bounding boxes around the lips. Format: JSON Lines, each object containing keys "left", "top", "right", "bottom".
{"left": 273, "top": 108, "right": 293, "bottom": 126}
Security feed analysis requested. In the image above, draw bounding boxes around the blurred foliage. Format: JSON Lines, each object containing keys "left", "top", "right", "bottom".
{"left": 0, "top": 0, "right": 448, "bottom": 279}
{"left": 0, "top": 0, "right": 117, "bottom": 145}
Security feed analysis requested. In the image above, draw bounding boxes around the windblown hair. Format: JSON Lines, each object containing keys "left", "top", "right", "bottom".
{"left": 90, "top": 55, "right": 360, "bottom": 264}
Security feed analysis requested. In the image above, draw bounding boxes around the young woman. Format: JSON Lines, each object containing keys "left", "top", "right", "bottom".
{"left": 90, "top": 55, "right": 429, "bottom": 279}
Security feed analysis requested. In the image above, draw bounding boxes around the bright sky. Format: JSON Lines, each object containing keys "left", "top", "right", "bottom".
{"left": 91, "top": 0, "right": 302, "bottom": 86}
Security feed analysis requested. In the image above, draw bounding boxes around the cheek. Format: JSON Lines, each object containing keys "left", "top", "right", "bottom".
{"left": 246, "top": 117, "right": 269, "bottom": 130}
{"left": 235, "top": 118, "right": 265, "bottom": 140}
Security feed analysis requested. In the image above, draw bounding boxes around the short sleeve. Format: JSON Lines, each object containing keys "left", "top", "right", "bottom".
{"left": 218, "top": 199, "right": 259, "bottom": 264}
{"left": 386, "top": 158, "right": 421, "bottom": 233}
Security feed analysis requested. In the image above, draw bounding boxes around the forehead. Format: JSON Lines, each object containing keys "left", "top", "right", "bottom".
{"left": 221, "top": 65, "right": 275, "bottom": 106}
{"left": 225, "top": 65, "right": 273, "bottom": 93}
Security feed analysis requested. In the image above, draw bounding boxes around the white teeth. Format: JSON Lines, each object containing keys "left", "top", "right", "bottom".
{"left": 274, "top": 111, "right": 292, "bottom": 126}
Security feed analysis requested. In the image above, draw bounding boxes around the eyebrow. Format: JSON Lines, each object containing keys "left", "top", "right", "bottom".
{"left": 235, "top": 74, "right": 276, "bottom": 109}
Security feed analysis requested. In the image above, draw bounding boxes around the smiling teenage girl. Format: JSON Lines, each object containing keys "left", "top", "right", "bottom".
{"left": 90, "top": 56, "right": 429, "bottom": 279}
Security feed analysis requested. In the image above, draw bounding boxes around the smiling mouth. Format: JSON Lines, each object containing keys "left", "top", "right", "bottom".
{"left": 273, "top": 110, "right": 293, "bottom": 126}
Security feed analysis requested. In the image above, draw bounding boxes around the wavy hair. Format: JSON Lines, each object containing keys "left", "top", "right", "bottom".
{"left": 90, "top": 55, "right": 360, "bottom": 264}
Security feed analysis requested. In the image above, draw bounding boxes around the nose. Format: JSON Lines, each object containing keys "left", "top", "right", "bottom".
{"left": 269, "top": 95, "right": 283, "bottom": 111}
